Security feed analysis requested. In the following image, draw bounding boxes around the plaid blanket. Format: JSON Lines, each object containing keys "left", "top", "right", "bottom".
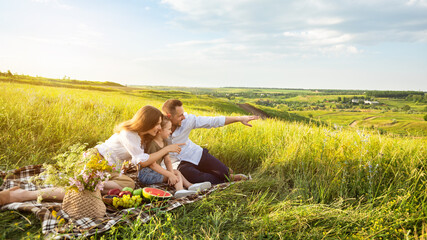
{"left": 0, "top": 165, "right": 229, "bottom": 239}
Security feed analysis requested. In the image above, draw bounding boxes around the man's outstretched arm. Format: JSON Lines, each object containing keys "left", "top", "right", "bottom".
{"left": 225, "top": 115, "right": 260, "bottom": 127}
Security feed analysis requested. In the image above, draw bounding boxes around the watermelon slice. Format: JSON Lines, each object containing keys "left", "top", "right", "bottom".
{"left": 142, "top": 187, "right": 172, "bottom": 201}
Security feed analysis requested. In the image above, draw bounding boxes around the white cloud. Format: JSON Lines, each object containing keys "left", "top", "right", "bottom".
{"left": 156, "top": 0, "right": 424, "bottom": 63}
{"left": 283, "top": 29, "right": 353, "bottom": 45}
{"left": 319, "top": 44, "right": 360, "bottom": 54}
{"left": 18, "top": 22, "right": 103, "bottom": 48}
{"left": 406, "top": 0, "right": 427, "bottom": 7}
{"left": 306, "top": 17, "right": 343, "bottom": 26}
{"left": 161, "top": 0, "right": 427, "bottom": 45}
{"left": 167, "top": 38, "right": 227, "bottom": 47}
{"left": 30, "top": 0, "right": 73, "bottom": 10}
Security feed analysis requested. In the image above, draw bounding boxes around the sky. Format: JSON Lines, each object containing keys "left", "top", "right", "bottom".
{"left": 0, "top": 0, "right": 426, "bottom": 91}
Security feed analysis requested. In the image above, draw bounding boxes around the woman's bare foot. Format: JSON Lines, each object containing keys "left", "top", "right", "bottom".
{"left": 0, "top": 186, "right": 21, "bottom": 206}
{"left": 4, "top": 187, "right": 63, "bottom": 204}
{"left": 9, "top": 188, "right": 34, "bottom": 203}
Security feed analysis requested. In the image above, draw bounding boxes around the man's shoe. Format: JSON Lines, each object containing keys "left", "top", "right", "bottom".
{"left": 174, "top": 190, "right": 197, "bottom": 199}
{"left": 188, "top": 182, "right": 211, "bottom": 192}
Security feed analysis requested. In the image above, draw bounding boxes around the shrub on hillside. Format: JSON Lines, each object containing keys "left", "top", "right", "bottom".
{"left": 402, "top": 105, "right": 411, "bottom": 111}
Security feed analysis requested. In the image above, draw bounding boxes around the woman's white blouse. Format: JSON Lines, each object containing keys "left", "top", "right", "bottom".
{"left": 95, "top": 130, "right": 150, "bottom": 167}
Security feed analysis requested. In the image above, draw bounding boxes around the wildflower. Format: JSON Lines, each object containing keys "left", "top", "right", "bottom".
{"left": 95, "top": 181, "right": 105, "bottom": 191}
{"left": 96, "top": 170, "right": 104, "bottom": 179}
{"left": 37, "top": 195, "right": 43, "bottom": 203}
{"left": 52, "top": 210, "right": 57, "bottom": 218}
{"left": 69, "top": 177, "right": 78, "bottom": 187}
{"left": 74, "top": 180, "right": 84, "bottom": 192}
{"left": 82, "top": 172, "right": 89, "bottom": 183}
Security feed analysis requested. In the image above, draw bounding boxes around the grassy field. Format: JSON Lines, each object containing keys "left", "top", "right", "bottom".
{"left": 1, "top": 79, "right": 427, "bottom": 239}
{"left": 379, "top": 98, "right": 426, "bottom": 112}
{"left": 283, "top": 95, "right": 364, "bottom": 103}
{"left": 142, "top": 85, "right": 427, "bottom": 137}
{"left": 292, "top": 110, "right": 427, "bottom": 136}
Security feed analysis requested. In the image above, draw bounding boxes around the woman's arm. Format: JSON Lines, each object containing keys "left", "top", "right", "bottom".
{"left": 118, "top": 130, "right": 184, "bottom": 167}
{"left": 139, "top": 144, "right": 184, "bottom": 168}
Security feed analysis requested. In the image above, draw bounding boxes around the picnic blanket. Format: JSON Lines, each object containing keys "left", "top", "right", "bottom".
{"left": 0, "top": 165, "right": 229, "bottom": 239}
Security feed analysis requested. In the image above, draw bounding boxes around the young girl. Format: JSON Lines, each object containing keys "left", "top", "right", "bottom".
{"left": 138, "top": 117, "right": 211, "bottom": 198}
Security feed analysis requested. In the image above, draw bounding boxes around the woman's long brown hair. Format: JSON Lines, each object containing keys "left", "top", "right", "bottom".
{"left": 114, "top": 105, "right": 163, "bottom": 145}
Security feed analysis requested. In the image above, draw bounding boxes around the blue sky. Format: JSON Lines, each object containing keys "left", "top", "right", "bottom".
{"left": 0, "top": 0, "right": 426, "bottom": 91}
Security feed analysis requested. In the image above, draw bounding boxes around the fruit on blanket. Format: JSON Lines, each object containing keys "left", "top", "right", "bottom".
{"left": 112, "top": 195, "right": 142, "bottom": 208}
{"left": 142, "top": 187, "right": 172, "bottom": 201}
{"left": 108, "top": 188, "right": 121, "bottom": 196}
{"left": 133, "top": 188, "right": 143, "bottom": 197}
{"left": 118, "top": 191, "right": 132, "bottom": 197}
{"left": 122, "top": 187, "right": 133, "bottom": 192}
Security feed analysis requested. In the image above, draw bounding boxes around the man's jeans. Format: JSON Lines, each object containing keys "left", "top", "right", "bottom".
{"left": 178, "top": 148, "right": 230, "bottom": 184}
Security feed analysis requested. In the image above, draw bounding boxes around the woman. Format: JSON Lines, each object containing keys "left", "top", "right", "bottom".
{"left": 0, "top": 105, "right": 184, "bottom": 206}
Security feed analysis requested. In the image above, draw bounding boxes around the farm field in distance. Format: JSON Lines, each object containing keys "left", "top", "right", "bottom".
{"left": 0, "top": 72, "right": 426, "bottom": 239}
{"left": 144, "top": 85, "right": 427, "bottom": 137}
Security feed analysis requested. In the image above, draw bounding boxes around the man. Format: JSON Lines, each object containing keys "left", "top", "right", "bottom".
{"left": 162, "top": 99, "right": 259, "bottom": 184}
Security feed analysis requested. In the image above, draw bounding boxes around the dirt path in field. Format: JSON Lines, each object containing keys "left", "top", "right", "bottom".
{"left": 237, "top": 103, "right": 270, "bottom": 119}
{"left": 349, "top": 116, "right": 379, "bottom": 127}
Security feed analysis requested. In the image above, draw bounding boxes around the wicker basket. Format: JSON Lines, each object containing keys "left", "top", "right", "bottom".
{"left": 62, "top": 189, "right": 106, "bottom": 219}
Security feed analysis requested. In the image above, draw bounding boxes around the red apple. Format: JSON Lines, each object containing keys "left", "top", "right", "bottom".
{"left": 108, "top": 188, "right": 121, "bottom": 196}
{"left": 118, "top": 191, "right": 132, "bottom": 197}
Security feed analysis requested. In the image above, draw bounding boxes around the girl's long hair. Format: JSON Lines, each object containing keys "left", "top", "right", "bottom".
{"left": 114, "top": 106, "right": 163, "bottom": 144}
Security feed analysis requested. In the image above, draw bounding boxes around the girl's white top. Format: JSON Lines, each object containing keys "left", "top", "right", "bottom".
{"left": 95, "top": 130, "right": 149, "bottom": 167}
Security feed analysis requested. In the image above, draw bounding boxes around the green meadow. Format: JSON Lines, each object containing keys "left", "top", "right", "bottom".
{"left": 292, "top": 110, "right": 427, "bottom": 136}
{"left": 0, "top": 78, "right": 426, "bottom": 239}
{"left": 143, "top": 84, "right": 427, "bottom": 137}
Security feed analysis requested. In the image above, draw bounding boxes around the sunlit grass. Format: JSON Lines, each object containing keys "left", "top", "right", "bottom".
{"left": 1, "top": 81, "right": 426, "bottom": 239}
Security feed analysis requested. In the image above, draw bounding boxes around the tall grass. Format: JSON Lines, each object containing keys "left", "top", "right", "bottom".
{"left": 1, "top": 81, "right": 426, "bottom": 239}
{"left": 193, "top": 118, "right": 426, "bottom": 202}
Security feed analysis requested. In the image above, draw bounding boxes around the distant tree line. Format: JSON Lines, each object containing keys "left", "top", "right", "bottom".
{"left": 365, "top": 91, "right": 425, "bottom": 98}
{"left": 313, "top": 90, "right": 366, "bottom": 95}
{"left": 213, "top": 92, "right": 299, "bottom": 99}
{"left": 0, "top": 70, "right": 15, "bottom": 77}
{"left": 406, "top": 94, "right": 427, "bottom": 103}
{"left": 0, "top": 70, "right": 123, "bottom": 87}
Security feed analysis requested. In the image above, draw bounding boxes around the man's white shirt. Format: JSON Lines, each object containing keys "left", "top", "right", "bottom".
{"left": 168, "top": 113, "right": 225, "bottom": 168}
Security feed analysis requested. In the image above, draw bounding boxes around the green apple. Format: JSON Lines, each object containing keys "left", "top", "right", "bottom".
{"left": 133, "top": 188, "right": 143, "bottom": 197}
{"left": 122, "top": 187, "right": 133, "bottom": 192}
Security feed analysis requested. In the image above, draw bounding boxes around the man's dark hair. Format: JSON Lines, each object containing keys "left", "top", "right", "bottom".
{"left": 162, "top": 99, "right": 183, "bottom": 115}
